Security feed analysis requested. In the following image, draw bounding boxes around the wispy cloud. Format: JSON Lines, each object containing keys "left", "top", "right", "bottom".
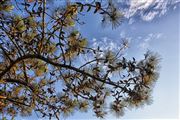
{"left": 117, "top": 0, "right": 180, "bottom": 22}
{"left": 92, "top": 33, "right": 132, "bottom": 51}
{"left": 138, "top": 33, "right": 163, "bottom": 50}
{"left": 92, "top": 37, "right": 120, "bottom": 51}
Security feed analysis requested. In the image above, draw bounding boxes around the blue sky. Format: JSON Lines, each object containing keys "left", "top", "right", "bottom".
{"left": 17, "top": 0, "right": 179, "bottom": 119}
{"left": 69, "top": 1, "right": 180, "bottom": 119}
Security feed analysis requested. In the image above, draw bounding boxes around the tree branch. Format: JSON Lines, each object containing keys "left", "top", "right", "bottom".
{"left": 3, "top": 78, "right": 35, "bottom": 91}
{"left": 6, "top": 98, "right": 30, "bottom": 107}
{"left": 0, "top": 54, "right": 124, "bottom": 89}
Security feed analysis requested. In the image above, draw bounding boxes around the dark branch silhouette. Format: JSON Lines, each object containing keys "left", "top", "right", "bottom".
{"left": 0, "top": 0, "right": 160, "bottom": 119}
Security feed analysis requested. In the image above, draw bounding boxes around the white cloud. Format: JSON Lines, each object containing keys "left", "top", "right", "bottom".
{"left": 128, "top": 0, "right": 155, "bottom": 17}
{"left": 118, "top": 0, "right": 180, "bottom": 21}
{"left": 130, "top": 0, "right": 155, "bottom": 9}
{"left": 141, "top": 11, "right": 159, "bottom": 21}
{"left": 92, "top": 37, "right": 119, "bottom": 51}
{"left": 139, "top": 33, "right": 163, "bottom": 50}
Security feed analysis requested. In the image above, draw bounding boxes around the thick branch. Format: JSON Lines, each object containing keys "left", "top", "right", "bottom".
{"left": 6, "top": 98, "right": 30, "bottom": 107}
{"left": 0, "top": 54, "right": 123, "bottom": 89}
{"left": 3, "top": 78, "right": 35, "bottom": 91}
